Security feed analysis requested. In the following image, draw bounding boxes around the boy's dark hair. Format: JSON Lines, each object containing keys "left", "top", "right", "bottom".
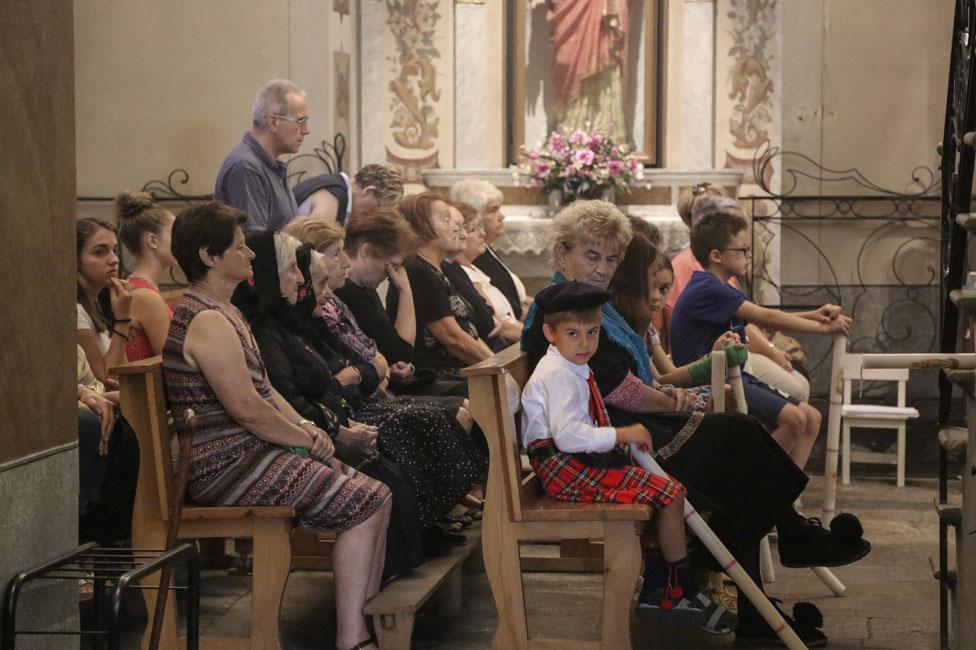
{"left": 655, "top": 253, "right": 674, "bottom": 274}
{"left": 543, "top": 306, "right": 602, "bottom": 328}
{"left": 690, "top": 211, "right": 748, "bottom": 267}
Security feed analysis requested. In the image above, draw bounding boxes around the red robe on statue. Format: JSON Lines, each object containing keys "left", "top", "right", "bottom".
{"left": 547, "top": 0, "right": 628, "bottom": 116}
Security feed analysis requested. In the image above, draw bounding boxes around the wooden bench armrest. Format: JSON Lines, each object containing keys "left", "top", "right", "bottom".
{"left": 461, "top": 343, "right": 524, "bottom": 377}
{"left": 110, "top": 355, "right": 163, "bottom": 376}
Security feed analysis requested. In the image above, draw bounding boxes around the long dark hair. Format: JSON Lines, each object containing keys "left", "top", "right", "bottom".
{"left": 76, "top": 218, "right": 116, "bottom": 333}
{"left": 610, "top": 231, "right": 658, "bottom": 336}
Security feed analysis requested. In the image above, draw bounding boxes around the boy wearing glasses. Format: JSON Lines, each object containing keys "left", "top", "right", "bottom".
{"left": 670, "top": 210, "right": 851, "bottom": 470}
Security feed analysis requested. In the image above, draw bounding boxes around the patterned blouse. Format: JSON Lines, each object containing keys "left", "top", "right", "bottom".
{"left": 319, "top": 295, "right": 378, "bottom": 362}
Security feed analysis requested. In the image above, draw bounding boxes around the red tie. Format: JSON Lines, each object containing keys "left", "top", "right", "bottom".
{"left": 587, "top": 372, "right": 608, "bottom": 427}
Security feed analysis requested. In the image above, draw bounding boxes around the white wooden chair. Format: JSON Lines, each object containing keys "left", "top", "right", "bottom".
{"left": 839, "top": 354, "right": 919, "bottom": 487}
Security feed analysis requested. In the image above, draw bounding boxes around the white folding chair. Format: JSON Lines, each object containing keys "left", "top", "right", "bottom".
{"left": 839, "top": 354, "right": 919, "bottom": 487}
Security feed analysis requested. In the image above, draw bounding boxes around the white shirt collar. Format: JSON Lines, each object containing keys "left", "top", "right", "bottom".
{"left": 546, "top": 344, "right": 591, "bottom": 380}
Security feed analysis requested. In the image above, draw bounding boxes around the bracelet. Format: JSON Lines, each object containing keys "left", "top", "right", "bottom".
{"left": 112, "top": 328, "right": 129, "bottom": 340}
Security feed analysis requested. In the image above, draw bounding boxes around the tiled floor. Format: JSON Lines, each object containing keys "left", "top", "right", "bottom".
{"left": 109, "top": 473, "right": 958, "bottom": 649}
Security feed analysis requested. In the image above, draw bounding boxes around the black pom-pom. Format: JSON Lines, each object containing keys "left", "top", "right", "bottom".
{"left": 792, "top": 601, "right": 824, "bottom": 629}
{"left": 830, "top": 512, "right": 864, "bottom": 544}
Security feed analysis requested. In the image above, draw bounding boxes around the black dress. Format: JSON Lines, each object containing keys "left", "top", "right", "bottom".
{"left": 474, "top": 246, "right": 523, "bottom": 320}
{"left": 234, "top": 233, "right": 484, "bottom": 536}
{"left": 335, "top": 280, "right": 414, "bottom": 365}
{"left": 441, "top": 260, "right": 501, "bottom": 349}
{"left": 334, "top": 279, "right": 468, "bottom": 400}
{"left": 386, "top": 256, "right": 481, "bottom": 378}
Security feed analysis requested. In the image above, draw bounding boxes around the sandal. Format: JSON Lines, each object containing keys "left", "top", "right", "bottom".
{"left": 441, "top": 513, "right": 473, "bottom": 528}
{"left": 635, "top": 588, "right": 736, "bottom": 635}
{"left": 338, "top": 637, "right": 377, "bottom": 650}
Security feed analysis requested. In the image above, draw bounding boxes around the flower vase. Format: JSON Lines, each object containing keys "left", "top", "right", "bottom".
{"left": 602, "top": 186, "right": 616, "bottom": 204}
{"left": 547, "top": 189, "right": 564, "bottom": 215}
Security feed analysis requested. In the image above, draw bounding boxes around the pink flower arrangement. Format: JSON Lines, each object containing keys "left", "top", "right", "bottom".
{"left": 518, "top": 127, "right": 645, "bottom": 203}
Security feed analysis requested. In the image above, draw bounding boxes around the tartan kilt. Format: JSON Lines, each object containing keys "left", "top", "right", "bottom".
{"left": 528, "top": 440, "right": 683, "bottom": 510}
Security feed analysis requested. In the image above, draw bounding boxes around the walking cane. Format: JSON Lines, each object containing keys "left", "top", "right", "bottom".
{"left": 628, "top": 444, "right": 807, "bottom": 649}
{"left": 148, "top": 408, "right": 197, "bottom": 650}
{"left": 821, "top": 334, "right": 848, "bottom": 526}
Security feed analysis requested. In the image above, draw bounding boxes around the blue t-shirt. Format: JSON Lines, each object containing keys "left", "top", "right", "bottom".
{"left": 670, "top": 271, "right": 748, "bottom": 366}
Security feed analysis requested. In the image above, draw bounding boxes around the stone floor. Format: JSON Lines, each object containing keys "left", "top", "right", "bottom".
{"left": 107, "top": 471, "right": 959, "bottom": 649}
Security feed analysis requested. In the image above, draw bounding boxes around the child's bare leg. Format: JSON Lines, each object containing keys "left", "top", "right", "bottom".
{"left": 769, "top": 403, "right": 806, "bottom": 463}
{"left": 789, "top": 403, "right": 821, "bottom": 470}
{"left": 656, "top": 492, "right": 688, "bottom": 563}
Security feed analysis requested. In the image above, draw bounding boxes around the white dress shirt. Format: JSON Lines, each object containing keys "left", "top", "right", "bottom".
{"left": 461, "top": 263, "right": 518, "bottom": 324}
{"left": 521, "top": 345, "right": 618, "bottom": 453}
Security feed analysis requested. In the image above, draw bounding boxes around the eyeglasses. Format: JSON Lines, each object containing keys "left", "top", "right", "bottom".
{"left": 721, "top": 246, "right": 752, "bottom": 257}
{"left": 274, "top": 114, "right": 309, "bottom": 128}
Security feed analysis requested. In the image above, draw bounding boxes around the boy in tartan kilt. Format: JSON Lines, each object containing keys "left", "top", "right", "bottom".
{"left": 520, "top": 281, "right": 735, "bottom": 635}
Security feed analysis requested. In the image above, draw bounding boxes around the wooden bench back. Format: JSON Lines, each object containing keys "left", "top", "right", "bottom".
{"left": 114, "top": 356, "right": 179, "bottom": 526}
{"left": 161, "top": 288, "right": 186, "bottom": 312}
{"left": 461, "top": 344, "right": 536, "bottom": 523}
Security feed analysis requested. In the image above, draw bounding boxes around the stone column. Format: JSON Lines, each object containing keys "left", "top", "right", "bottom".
{"left": 0, "top": 1, "right": 80, "bottom": 647}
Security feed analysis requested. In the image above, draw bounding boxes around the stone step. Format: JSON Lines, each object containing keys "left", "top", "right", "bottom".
{"left": 955, "top": 212, "right": 976, "bottom": 231}
{"left": 949, "top": 288, "right": 976, "bottom": 315}
{"left": 938, "top": 426, "right": 968, "bottom": 461}
{"left": 935, "top": 501, "right": 962, "bottom": 528}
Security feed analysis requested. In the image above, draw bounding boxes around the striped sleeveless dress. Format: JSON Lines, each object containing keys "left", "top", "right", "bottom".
{"left": 162, "top": 291, "right": 389, "bottom": 533}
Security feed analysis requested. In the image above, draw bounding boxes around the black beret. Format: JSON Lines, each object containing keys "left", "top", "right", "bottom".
{"left": 534, "top": 281, "right": 611, "bottom": 315}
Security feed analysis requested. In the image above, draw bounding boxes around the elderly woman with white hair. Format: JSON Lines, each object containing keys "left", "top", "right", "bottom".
{"left": 449, "top": 178, "right": 529, "bottom": 320}
{"left": 520, "top": 200, "right": 871, "bottom": 646}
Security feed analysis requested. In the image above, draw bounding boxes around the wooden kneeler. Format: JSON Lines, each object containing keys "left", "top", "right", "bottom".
{"left": 116, "top": 357, "right": 296, "bottom": 650}
{"left": 462, "top": 346, "right": 650, "bottom": 650}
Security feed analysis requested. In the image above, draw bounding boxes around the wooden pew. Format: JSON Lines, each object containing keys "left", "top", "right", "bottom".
{"left": 462, "top": 344, "right": 651, "bottom": 650}
{"left": 117, "top": 354, "right": 482, "bottom": 650}
{"left": 116, "top": 356, "right": 296, "bottom": 650}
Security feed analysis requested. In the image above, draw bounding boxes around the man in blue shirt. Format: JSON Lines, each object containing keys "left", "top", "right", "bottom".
{"left": 215, "top": 79, "right": 308, "bottom": 232}
{"left": 671, "top": 208, "right": 850, "bottom": 470}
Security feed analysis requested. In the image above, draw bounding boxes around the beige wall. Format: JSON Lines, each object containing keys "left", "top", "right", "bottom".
{"left": 74, "top": 0, "right": 356, "bottom": 200}
{"left": 782, "top": 0, "right": 951, "bottom": 195}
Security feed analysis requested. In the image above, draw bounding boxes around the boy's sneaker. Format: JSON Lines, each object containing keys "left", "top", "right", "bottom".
{"left": 635, "top": 588, "right": 736, "bottom": 635}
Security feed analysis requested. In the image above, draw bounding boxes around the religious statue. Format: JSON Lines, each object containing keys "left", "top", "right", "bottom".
{"left": 538, "top": 0, "right": 629, "bottom": 142}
